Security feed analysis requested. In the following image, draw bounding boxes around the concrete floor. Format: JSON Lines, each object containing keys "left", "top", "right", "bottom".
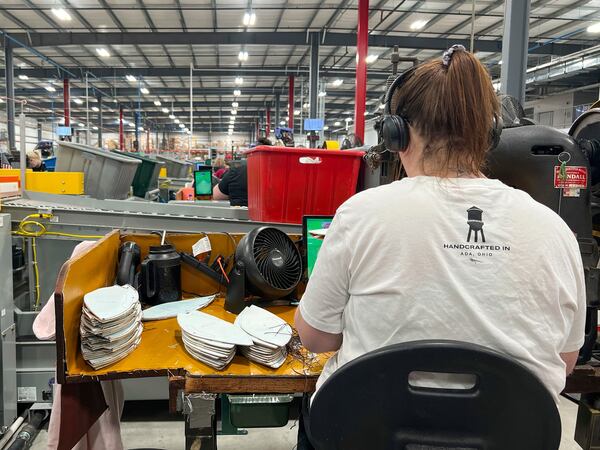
{"left": 29, "top": 396, "right": 583, "bottom": 450}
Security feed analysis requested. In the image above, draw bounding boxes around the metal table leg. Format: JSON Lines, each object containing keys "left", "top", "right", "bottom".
{"left": 183, "top": 393, "right": 217, "bottom": 450}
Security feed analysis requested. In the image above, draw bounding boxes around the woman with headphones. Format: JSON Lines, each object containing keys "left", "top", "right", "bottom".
{"left": 294, "top": 45, "right": 585, "bottom": 448}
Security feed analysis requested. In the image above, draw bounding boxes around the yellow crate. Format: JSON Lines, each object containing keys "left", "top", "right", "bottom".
{"left": 159, "top": 167, "right": 167, "bottom": 178}
{"left": 323, "top": 140, "right": 340, "bottom": 150}
{"left": 0, "top": 169, "right": 84, "bottom": 195}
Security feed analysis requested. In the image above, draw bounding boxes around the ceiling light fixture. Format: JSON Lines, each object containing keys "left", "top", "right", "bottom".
{"left": 91, "top": 106, "right": 99, "bottom": 112}
{"left": 45, "top": 86, "right": 56, "bottom": 92}
{"left": 154, "top": 100, "right": 161, "bottom": 106}
{"left": 587, "top": 22, "right": 600, "bottom": 33}
{"left": 232, "top": 102, "right": 239, "bottom": 108}
{"left": 169, "top": 114, "right": 176, "bottom": 119}
{"left": 18, "top": 74, "right": 29, "bottom": 80}
{"left": 78, "top": 123, "right": 85, "bottom": 127}
{"left": 179, "top": 123, "right": 185, "bottom": 128}
{"left": 231, "top": 110, "right": 237, "bottom": 115}
{"left": 174, "top": 119, "right": 180, "bottom": 124}
{"left": 96, "top": 48, "right": 111, "bottom": 58}
{"left": 238, "top": 51, "right": 249, "bottom": 62}
{"left": 410, "top": 19, "right": 428, "bottom": 31}
{"left": 140, "top": 87, "right": 149, "bottom": 94}
{"left": 366, "top": 54, "right": 379, "bottom": 64}
{"left": 303, "top": 103, "right": 309, "bottom": 109}
{"left": 280, "top": 120, "right": 286, "bottom": 125}
{"left": 233, "top": 89, "right": 241, "bottom": 96}
{"left": 345, "top": 117, "right": 353, "bottom": 122}
{"left": 51, "top": 8, "right": 72, "bottom": 21}
{"left": 334, "top": 121, "right": 341, "bottom": 126}
{"left": 332, "top": 79, "right": 343, "bottom": 87}
{"left": 242, "top": 11, "right": 256, "bottom": 26}
{"left": 235, "top": 77, "right": 244, "bottom": 85}
{"left": 162, "top": 107, "right": 170, "bottom": 114}
{"left": 294, "top": 110, "right": 300, "bottom": 116}
{"left": 126, "top": 74, "right": 137, "bottom": 82}
{"left": 318, "top": 91, "right": 327, "bottom": 97}
{"left": 92, "top": 126, "right": 98, "bottom": 130}
{"left": 73, "top": 98, "right": 83, "bottom": 105}
{"left": 323, "top": 125, "right": 329, "bottom": 130}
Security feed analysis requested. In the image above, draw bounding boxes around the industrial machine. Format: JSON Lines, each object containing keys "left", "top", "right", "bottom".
{"left": 488, "top": 120, "right": 600, "bottom": 363}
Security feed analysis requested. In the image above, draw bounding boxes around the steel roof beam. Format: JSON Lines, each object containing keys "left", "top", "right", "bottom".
{"left": 14, "top": 87, "right": 380, "bottom": 98}
{"left": 7, "top": 32, "right": 586, "bottom": 56}
{"left": 7, "top": 66, "right": 392, "bottom": 80}
{"left": 23, "top": 100, "right": 355, "bottom": 110}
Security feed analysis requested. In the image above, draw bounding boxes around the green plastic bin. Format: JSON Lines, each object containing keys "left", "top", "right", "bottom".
{"left": 226, "top": 394, "right": 294, "bottom": 428}
{"left": 112, "top": 151, "right": 164, "bottom": 198}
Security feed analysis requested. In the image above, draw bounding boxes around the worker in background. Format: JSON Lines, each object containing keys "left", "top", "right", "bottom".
{"left": 26, "top": 149, "right": 47, "bottom": 172}
{"left": 212, "top": 160, "right": 248, "bottom": 206}
{"left": 295, "top": 45, "right": 585, "bottom": 449}
{"left": 213, "top": 138, "right": 272, "bottom": 206}
{"left": 213, "top": 157, "right": 228, "bottom": 179}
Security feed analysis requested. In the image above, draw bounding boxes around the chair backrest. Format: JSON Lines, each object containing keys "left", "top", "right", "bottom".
{"left": 309, "top": 340, "right": 561, "bottom": 450}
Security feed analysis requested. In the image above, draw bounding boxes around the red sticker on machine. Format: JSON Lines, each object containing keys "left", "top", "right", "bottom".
{"left": 554, "top": 166, "right": 588, "bottom": 189}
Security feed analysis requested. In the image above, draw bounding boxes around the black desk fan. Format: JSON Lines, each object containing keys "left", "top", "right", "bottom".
{"left": 225, "top": 227, "right": 303, "bottom": 314}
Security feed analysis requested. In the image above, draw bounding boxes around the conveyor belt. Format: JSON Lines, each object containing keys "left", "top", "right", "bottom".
{"left": 2, "top": 192, "right": 301, "bottom": 234}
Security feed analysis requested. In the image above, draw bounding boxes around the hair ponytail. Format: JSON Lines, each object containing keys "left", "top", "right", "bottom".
{"left": 391, "top": 47, "right": 499, "bottom": 175}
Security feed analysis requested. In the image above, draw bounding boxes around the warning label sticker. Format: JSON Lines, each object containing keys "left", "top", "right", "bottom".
{"left": 554, "top": 166, "right": 588, "bottom": 189}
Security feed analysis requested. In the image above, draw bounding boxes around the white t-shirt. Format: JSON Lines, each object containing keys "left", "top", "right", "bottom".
{"left": 299, "top": 176, "right": 586, "bottom": 401}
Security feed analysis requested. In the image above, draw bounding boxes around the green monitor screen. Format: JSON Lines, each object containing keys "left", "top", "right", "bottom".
{"left": 303, "top": 215, "right": 334, "bottom": 279}
{"left": 194, "top": 168, "right": 213, "bottom": 196}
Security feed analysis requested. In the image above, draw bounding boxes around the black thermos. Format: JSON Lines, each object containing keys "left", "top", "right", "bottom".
{"left": 140, "top": 244, "right": 182, "bottom": 305}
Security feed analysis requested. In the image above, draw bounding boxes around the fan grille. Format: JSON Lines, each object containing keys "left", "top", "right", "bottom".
{"left": 252, "top": 228, "right": 302, "bottom": 290}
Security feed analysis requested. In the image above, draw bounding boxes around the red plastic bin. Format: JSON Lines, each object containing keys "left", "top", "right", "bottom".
{"left": 246, "top": 146, "right": 364, "bottom": 224}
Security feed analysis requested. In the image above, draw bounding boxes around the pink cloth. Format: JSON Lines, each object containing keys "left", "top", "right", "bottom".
{"left": 33, "top": 241, "right": 125, "bottom": 450}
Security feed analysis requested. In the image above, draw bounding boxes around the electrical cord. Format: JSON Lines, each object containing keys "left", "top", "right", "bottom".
{"left": 12, "top": 213, "right": 103, "bottom": 310}
{"left": 12, "top": 213, "right": 104, "bottom": 240}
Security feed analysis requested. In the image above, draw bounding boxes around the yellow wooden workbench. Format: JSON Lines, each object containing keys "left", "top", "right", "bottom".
{"left": 53, "top": 230, "right": 326, "bottom": 449}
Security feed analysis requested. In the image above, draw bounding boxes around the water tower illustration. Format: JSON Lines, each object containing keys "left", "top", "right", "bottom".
{"left": 467, "top": 206, "right": 485, "bottom": 243}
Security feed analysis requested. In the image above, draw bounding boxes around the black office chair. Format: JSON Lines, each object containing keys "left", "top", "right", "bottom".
{"left": 308, "top": 340, "right": 561, "bottom": 450}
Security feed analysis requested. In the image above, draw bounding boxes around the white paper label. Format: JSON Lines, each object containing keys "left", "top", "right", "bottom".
{"left": 0, "top": 182, "right": 19, "bottom": 193}
{"left": 192, "top": 237, "right": 212, "bottom": 257}
{"left": 17, "top": 387, "right": 37, "bottom": 402}
{"left": 1, "top": 309, "right": 6, "bottom": 318}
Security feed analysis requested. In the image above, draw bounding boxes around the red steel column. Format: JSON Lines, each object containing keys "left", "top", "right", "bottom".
{"left": 288, "top": 75, "right": 294, "bottom": 132}
{"left": 266, "top": 107, "right": 271, "bottom": 137}
{"left": 119, "top": 106, "right": 124, "bottom": 150}
{"left": 63, "top": 78, "right": 70, "bottom": 127}
{"left": 354, "top": 0, "right": 369, "bottom": 143}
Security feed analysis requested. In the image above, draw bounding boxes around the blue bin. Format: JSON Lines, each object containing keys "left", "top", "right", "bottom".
{"left": 43, "top": 157, "right": 56, "bottom": 172}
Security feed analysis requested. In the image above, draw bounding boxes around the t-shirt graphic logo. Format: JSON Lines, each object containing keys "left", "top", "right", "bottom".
{"left": 466, "top": 206, "right": 485, "bottom": 243}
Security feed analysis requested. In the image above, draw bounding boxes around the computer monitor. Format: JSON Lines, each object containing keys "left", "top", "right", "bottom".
{"left": 194, "top": 167, "right": 213, "bottom": 196}
{"left": 304, "top": 118, "right": 325, "bottom": 131}
{"left": 56, "top": 126, "right": 72, "bottom": 137}
{"left": 302, "top": 215, "right": 334, "bottom": 279}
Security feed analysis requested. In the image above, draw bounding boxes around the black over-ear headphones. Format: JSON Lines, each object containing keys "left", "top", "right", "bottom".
{"left": 381, "top": 67, "right": 416, "bottom": 153}
{"left": 380, "top": 67, "right": 504, "bottom": 152}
